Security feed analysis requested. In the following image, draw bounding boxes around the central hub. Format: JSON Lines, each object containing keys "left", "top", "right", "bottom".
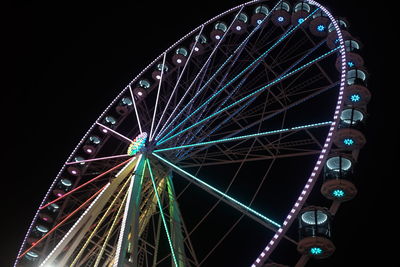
{"left": 127, "top": 132, "right": 148, "bottom": 156}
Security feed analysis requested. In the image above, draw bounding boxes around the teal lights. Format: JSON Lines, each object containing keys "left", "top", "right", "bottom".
{"left": 316, "top": 24, "right": 325, "bottom": 32}
{"left": 343, "top": 138, "right": 354, "bottom": 146}
{"left": 298, "top": 18, "right": 305, "bottom": 24}
{"left": 156, "top": 9, "right": 320, "bottom": 145}
{"left": 332, "top": 189, "right": 345, "bottom": 198}
{"left": 151, "top": 152, "right": 281, "bottom": 228}
{"left": 310, "top": 247, "right": 323, "bottom": 255}
{"left": 157, "top": 45, "right": 340, "bottom": 146}
{"left": 154, "top": 121, "right": 332, "bottom": 153}
{"left": 146, "top": 159, "right": 179, "bottom": 267}
{"left": 350, "top": 94, "right": 361, "bottom": 102}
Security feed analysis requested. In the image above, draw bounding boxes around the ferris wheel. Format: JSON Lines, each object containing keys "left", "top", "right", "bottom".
{"left": 15, "top": 0, "right": 370, "bottom": 266}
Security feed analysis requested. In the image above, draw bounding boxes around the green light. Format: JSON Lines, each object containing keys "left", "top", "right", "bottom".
{"left": 310, "top": 247, "right": 323, "bottom": 255}
{"left": 146, "top": 159, "right": 179, "bottom": 267}
{"left": 332, "top": 189, "right": 345, "bottom": 198}
{"left": 151, "top": 153, "right": 281, "bottom": 228}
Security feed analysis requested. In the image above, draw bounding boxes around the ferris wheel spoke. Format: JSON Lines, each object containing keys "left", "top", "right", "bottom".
{"left": 94, "top": 187, "right": 129, "bottom": 267}
{"left": 146, "top": 159, "right": 179, "bottom": 267}
{"left": 39, "top": 157, "right": 134, "bottom": 210}
{"left": 152, "top": 152, "right": 281, "bottom": 231}
{"left": 69, "top": 174, "right": 132, "bottom": 267}
{"left": 95, "top": 122, "right": 134, "bottom": 143}
{"left": 149, "top": 53, "right": 167, "bottom": 141}
{"left": 65, "top": 154, "right": 132, "bottom": 165}
{"left": 151, "top": 25, "right": 205, "bottom": 141}
{"left": 155, "top": 1, "right": 287, "bottom": 143}
{"left": 156, "top": 6, "right": 244, "bottom": 142}
{"left": 156, "top": 8, "right": 320, "bottom": 145}
{"left": 128, "top": 84, "right": 143, "bottom": 134}
{"left": 174, "top": 39, "right": 325, "bottom": 156}
{"left": 178, "top": 79, "right": 338, "bottom": 165}
{"left": 157, "top": 46, "right": 340, "bottom": 147}
{"left": 154, "top": 121, "right": 331, "bottom": 153}
{"left": 18, "top": 183, "right": 109, "bottom": 261}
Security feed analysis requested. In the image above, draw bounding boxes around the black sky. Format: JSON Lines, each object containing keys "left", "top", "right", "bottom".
{"left": 2, "top": 1, "right": 394, "bottom": 266}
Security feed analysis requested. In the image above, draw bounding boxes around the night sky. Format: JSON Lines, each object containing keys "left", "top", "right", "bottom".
{"left": 3, "top": 1, "right": 393, "bottom": 266}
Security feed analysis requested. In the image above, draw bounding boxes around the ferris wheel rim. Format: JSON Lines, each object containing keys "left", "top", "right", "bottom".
{"left": 15, "top": 0, "right": 353, "bottom": 266}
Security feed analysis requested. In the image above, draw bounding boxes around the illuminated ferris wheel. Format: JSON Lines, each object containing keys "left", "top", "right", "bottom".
{"left": 15, "top": 0, "right": 370, "bottom": 266}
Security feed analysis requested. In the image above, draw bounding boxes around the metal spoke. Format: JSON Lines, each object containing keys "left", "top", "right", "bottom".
{"left": 156, "top": 8, "right": 319, "bottom": 144}
{"left": 128, "top": 84, "right": 143, "bottom": 134}
{"left": 95, "top": 122, "right": 134, "bottom": 143}
{"left": 66, "top": 154, "right": 131, "bottom": 165}
{"left": 149, "top": 52, "right": 167, "bottom": 141}
{"left": 155, "top": 7, "right": 244, "bottom": 141}
{"left": 154, "top": 121, "right": 331, "bottom": 153}
{"left": 146, "top": 159, "right": 179, "bottom": 267}
{"left": 151, "top": 25, "right": 205, "bottom": 141}
{"left": 152, "top": 152, "right": 281, "bottom": 229}
{"left": 157, "top": 46, "right": 340, "bottom": 146}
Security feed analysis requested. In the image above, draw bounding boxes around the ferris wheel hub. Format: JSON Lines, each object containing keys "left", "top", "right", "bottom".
{"left": 127, "top": 132, "right": 148, "bottom": 156}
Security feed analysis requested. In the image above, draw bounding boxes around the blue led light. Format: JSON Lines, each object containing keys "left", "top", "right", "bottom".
{"left": 343, "top": 138, "right": 354, "bottom": 146}
{"left": 332, "top": 189, "right": 345, "bottom": 198}
{"left": 350, "top": 94, "right": 361, "bottom": 102}
{"left": 310, "top": 247, "right": 323, "bottom": 255}
{"left": 316, "top": 24, "right": 325, "bottom": 32}
{"left": 298, "top": 18, "right": 305, "bottom": 24}
{"left": 277, "top": 16, "right": 284, "bottom": 22}
{"left": 347, "top": 61, "right": 355, "bottom": 68}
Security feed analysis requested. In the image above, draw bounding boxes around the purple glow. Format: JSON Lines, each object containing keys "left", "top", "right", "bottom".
{"left": 251, "top": 0, "right": 348, "bottom": 265}
{"left": 56, "top": 193, "right": 63, "bottom": 197}
{"left": 102, "top": 128, "right": 108, "bottom": 133}
{"left": 71, "top": 170, "right": 77, "bottom": 175}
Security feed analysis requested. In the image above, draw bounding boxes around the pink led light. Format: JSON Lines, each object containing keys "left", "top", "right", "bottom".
{"left": 251, "top": 0, "right": 348, "bottom": 265}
